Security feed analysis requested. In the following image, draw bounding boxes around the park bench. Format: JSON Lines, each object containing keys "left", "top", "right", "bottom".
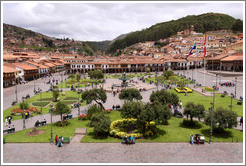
{"left": 240, "top": 96, "right": 243, "bottom": 101}
{"left": 63, "top": 137, "right": 70, "bottom": 144}
{"left": 63, "top": 114, "right": 73, "bottom": 120}
{"left": 3, "top": 128, "right": 15, "bottom": 134}
{"left": 121, "top": 137, "right": 135, "bottom": 144}
{"left": 11, "top": 100, "right": 18, "bottom": 106}
{"left": 40, "top": 120, "right": 47, "bottom": 126}
{"left": 34, "top": 120, "right": 47, "bottom": 127}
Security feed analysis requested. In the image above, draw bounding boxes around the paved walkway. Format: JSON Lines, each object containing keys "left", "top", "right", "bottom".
{"left": 3, "top": 143, "right": 243, "bottom": 163}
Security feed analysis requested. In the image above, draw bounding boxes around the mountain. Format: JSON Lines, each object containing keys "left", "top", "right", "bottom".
{"left": 107, "top": 13, "right": 243, "bottom": 53}
{"left": 3, "top": 23, "right": 95, "bottom": 56}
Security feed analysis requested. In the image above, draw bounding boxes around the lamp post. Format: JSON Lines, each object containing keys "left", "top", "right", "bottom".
{"left": 230, "top": 93, "right": 234, "bottom": 112}
{"left": 209, "top": 101, "right": 214, "bottom": 144}
{"left": 49, "top": 104, "right": 54, "bottom": 144}
{"left": 61, "top": 72, "right": 63, "bottom": 92}
{"left": 155, "top": 71, "right": 158, "bottom": 91}
{"left": 33, "top": 76, "right": 36, "bottom": 94}
{"left": 77, "top": 90, "right": 82, "bottom": 116}
{"left": 38, "top": 87, "right": 42, "bottom": 114}
{"left": 235, "top": 77, "right": 237, "bottom": 99}
{"left": 22, "top": 97, "right": 26, "bottom": 130}
{"left": 15, "top": 84, "right": 18, "bottom": 102}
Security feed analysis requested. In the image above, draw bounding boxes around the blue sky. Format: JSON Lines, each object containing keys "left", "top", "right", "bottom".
{"left": 3, "top": 2, "right": 244, "bottom": 41}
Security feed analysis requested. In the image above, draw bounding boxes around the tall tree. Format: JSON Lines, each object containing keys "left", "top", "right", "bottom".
{"left": 52, "top": 89, "right": 60, "bottom": 102}
{"left": 119, "top": 88, "right": 143, "bottom": 101}
{"left": 88, "top": 70, "right": 104, "bottom": 87}
{"left": 53, "top": 102, "right": 71, "bottom": 121}
{"left": 76, "top": 73, "right": 81, "bottom": 83}
{"left": 81, "top": 88, "right": 107, "bottom": 110}
{"left": 69, "top": 74, "right": 75, "bottom": 81}
{"left": 183, "top": 102, "right": 205, "bottom": 122}
{"left": 149, "top": 89, "right": 179, "bottom": 106}
{"left": 163, "top": 70, "right": 174, "bottom": 80}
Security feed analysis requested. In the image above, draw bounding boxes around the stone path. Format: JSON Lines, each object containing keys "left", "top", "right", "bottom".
{"left": 3, "top": 143, "right": 243, "bottom": 163}
{"left": 70, "top": 128, "right": 87, "bottom": 143}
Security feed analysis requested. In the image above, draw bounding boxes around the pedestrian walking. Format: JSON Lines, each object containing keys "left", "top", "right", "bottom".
{"left": 190, "top": 135, "right": 194, "bottom": 145}
{"left": 8, "top": 117, "right": 11, "bottom": 125}
{"left": 179, "top": 100, "right": 182, "bottom": 109}
{"left": 5, "top": 118, "right": 8, "bottom": 127}
{"left": 55, "top": 135, "right": 58, "bottom": 145}
{"left": 240, "top": 117, "right": 243, "bottom": 126}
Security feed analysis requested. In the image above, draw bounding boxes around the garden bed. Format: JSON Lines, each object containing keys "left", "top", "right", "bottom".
{"left": 174, "top": 87, "right": 193, "bottom": 93}
{"left": 32, "top": 101, "right": 50, "bottom": 107}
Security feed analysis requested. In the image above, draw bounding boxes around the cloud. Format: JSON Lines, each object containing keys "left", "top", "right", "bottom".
{"left": 3, "top": 2, "right": 244, "bottom": 41}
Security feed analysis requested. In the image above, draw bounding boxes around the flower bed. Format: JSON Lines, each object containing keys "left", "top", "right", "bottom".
{"left": 205, "top": 87, "right": 214, "bottom": 92}
{"left": 78, "top": 114, "right": 88, "bottom": 120}
{"left": 109, "top": 118, "right": 156, "bottom": 139}
{"left": 11, "top": 107, "right": 38, "bottom": 115}
{"left": 104, "top": 109, "right": 112, "bottom": 114}
{"left": 55, "top": 120, "right": 70, "bottom": 127}
{"left": 174, "top": 87, "right": 193, "bottom": 93}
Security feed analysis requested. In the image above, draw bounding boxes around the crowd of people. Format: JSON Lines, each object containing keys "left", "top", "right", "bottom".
{"left": 55, "top": 135, "right": 64, "bottom": 147}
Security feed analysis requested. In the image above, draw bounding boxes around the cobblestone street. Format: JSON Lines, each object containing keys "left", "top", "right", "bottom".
{"left": 3, "top": 143, "right": 243, "bottom": 163}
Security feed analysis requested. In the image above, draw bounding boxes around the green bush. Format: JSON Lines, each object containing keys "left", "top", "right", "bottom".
{"left": 61, "top": 100, "right": 77, "bottom": 105}
{"left": 90, "top": 113, "right": 111, "bottom": 136}
{"left": 87, "top": 105, "right": 102, "bottom": 119}
{"left": 237, "top": 101, "right": 242, "bottom": 105}
{"left": 205, "top": 87, "right": 214, "bottom": 92}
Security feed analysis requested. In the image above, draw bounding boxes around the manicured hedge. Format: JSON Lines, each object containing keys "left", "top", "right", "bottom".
{"left": 32, "top": 101, "right": 50, "bottom": 107}
{"left": 174, "top": 87, "right": 193, "bottom": 93}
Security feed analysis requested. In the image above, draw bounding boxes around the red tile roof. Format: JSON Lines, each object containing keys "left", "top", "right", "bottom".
{"left": 12, "top": 63, "right": 38, "bottom": 70}
{"left": 3, "top": 64, "right": 19, "bottom": 73}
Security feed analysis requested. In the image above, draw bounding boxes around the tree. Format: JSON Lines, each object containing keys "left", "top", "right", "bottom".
{"left": 52, "top": 89, "right": 60, "bottom": 102}
{"left": 121, "top": 101, "right": 144, "bottom": 119}
{"left": 81, "top": 88, "right": 107, "bottom": 110}
{"left": 19, "top": 102, "right": 29, "bottom": 110}
{"left": 119, "top": 88, "right": 142, "bottom": 101}
{"left": 183, "top": 102, "right": 205, "bottom": 122}
{"left": 90, "top": 113, "right": 111, "bottom": 136}
{"left": 76, "top": 73, "right": 81, "bottom": 83}
{"left": 146, "top": 68, "right": 150, "bottom": 74}
{"left": 87, "top": 104, "right": 102, "bottom": 119}
{"left": 205, "top": 107, "right": 238, "bottom": 131}
{"left": 69, "top": 74, "right": 75, "bottom": 81}
{"left": 53, "top": 102, "right": 71, "bottom": 121}
{"left": 149, "top": 89, "right": 179, "bottom": 106}
{"left": 163, "top": 70, "right": 174, "bottom": 80}
{"left": 88, "top": 70, "right": 104, "bottom": 87}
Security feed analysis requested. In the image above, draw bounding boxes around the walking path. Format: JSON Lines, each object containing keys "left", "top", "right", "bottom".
{"left": 3, "top": 142, "right": 243, "bottom": 163}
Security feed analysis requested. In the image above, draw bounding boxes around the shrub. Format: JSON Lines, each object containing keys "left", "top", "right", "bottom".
{"left": 55, "top": 120, "right": 70, "bottom": 127}
{"left": 237, "top": 101, "right": 242, "bottom": 105}
{"left": 90, "top": 114, "right": 111, "bottom": 136}
{"left": 78, "top": 114, "right": 88, "bottom": 120}
{"left": 205, "top": 87, "right": 214, "bottom": 92}
{"left": 87, "top": 105, "right": 102, "bottom": 119}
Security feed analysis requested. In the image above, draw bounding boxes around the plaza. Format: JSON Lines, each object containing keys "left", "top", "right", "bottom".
{"left": 2, "top": 69, "right": 244, "bottom": 163}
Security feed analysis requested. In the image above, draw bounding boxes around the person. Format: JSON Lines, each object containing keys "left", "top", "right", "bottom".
{"left": 8, "top": 117, "right": 11, "bottom": 125}
{"left": 129, "top": 135, "right": 133, "bottom": 144}
{"left": 240, "top": 117, "right": 243, "bottom": 126}
{"left": 55, "top": 135, "right": 58, "bottom": 145}
{"left": 5, "top": 118, "right": 8, "bottom": 127}
{"left": 190, "top": 135, "right": 194, "bottom": 145}
{"left": 196, "top": 136, "right": 199, "bottom": 145}
{"left": 180, "top": 100, "right": 182, "bottom": 109}
{"left": 124, "top": 136, "right": 128, "bottom": 144}
{"left": 61, "top": 136, "right": 64, "bottom": 143}
{"left": 57, "top": 138, "right": 62, "bottom": 147}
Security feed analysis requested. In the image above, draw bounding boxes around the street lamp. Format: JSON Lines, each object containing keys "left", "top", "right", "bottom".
{"left": 33, "top": 76, "right": 36, "bottom": 94}
{"left": 234, "top": 77, "right": 237, "bottom": 99}
{"left": 49, "top": 104, "right": 54, "bottom": 144}
{"left": 77, "top": 89, "right": 82, "bottom": 116}
{"left": 155, "top": 71, "right": 158, "bottom": 91}
{"left": 229, "top": 93, "right": 234, "bottom": 112}
{"left": 209, "top": 101, "right": 214, "bottom": 144}
{"left": 22, "top": 97, "right": 26, "bottom": 130}
{"left": 38, "top": 87, "right": 42, "bottom": 114}
{"left": 15, "top": 84, "right": 18, "bottom": 102}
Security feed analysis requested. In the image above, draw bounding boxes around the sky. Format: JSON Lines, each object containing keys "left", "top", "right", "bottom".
{"left": 2, "top": 2, "right": 244, "bottom": 41}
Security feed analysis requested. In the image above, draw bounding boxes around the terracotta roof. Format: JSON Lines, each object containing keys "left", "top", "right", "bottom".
{"left": 206, "top": 54, "right": 230, "bottom": 61}
{"left": 3, "top": 64, "right": 19, "bottom": 73}
{"left": 221, "top": 54, "right": 243, "bottom": 61}
{"left": 12, "top": 63, "right": 38, "bottom": 70}
{"left": 43, "top": 63, "right": 56, "bottom": 67}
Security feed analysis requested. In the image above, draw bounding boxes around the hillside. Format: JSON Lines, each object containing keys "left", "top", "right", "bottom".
{"left": 107, "top": 13, "right": 243, "bottom": 53}
{"left": 3, "top": 23, "right": 95, "bottom": 56}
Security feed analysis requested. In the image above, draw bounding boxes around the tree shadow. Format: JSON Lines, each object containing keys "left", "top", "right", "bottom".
{"left": 179, "top": 120, "right": 203, "bottom": 129}
{"left": 87, "top": 131, "right": 110, "bottom": 140}
{"left": 201, "top": 128, "right": 232, "bottom": 139}
{"left": 149, "top": 128, "right": 166, "bottom": 140}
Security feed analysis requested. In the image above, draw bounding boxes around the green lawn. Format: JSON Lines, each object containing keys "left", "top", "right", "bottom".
{"left": 169, "top": 89, "right": 243, "bottom": 117}
{"left": 3, "top": 91, "right": 86, "bottom": 122}
{"left": 144, "top": 75, "right": 193, "bottom": 85}
{"left": 3, "top": 111, "right": 242, "bottom": 143}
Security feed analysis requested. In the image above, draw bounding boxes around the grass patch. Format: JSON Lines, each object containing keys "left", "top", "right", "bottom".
{"left": 32, "top": 101, "right": 50, "bottom": 107}
{"left": 170, "top": 89, "right": 243, "bottom": 117}
{"left": 61, "top": 100, "right": 77, "bottom": 105}
{"left": 36, "top": 98, "right": 54, "bottom": 101}
{"left": 3, "top": 111, "right": 242, "bottom": 143}
{"left": 63, "top": 97, "right": 78, "bottom": 100}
